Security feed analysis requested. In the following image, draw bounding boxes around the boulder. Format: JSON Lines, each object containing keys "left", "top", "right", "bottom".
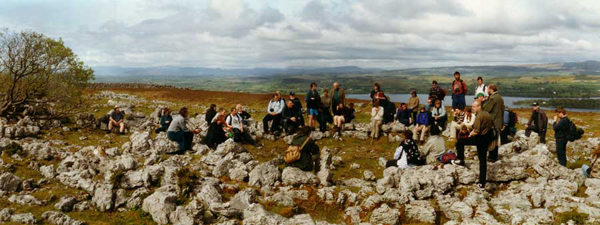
{"left": 248, "top": 163, "right": 280, "bottom": 187}
{"left": 10, "top": 213, "right": 37, "bottom": 224}
{"left": 0, "top": 172, "right": 22, "bottom": 192}
{"left": 168, "top": 199, "right": 204, "bottom": 225}
{"left": 0, "top": 208, "right": 12, "bottom": 222}
{"left": 404, "top": 200, "right": 436, "bottom": 224}
{"left": 42, "top": 211, "right": 86, "bottom": 225}
{"left": 343, "top": 206, "right": 362, "bottom": 225}
{"left": 130, "top": 131, "right": 152, "bottom": 152}
{"left": 54, "top": 196, "right": 77, "bottom": 212}
{"left": 142, "top": 186, "right": 178, "bottom": 225}
{"left": 92, "top": 184, "right": 114, "bottom": 212}
{"left": 8, "top": 194, "right": 43, "bottom": 206}
{"left": 363, "top": 170, "right": 376, "bottom": 181}
{"left": 242, "top": 204, "right": 287, "bottom": 225}
{"left": 282, "top": 167, "right": 318, "bottom": 186}
{"left": 287, "top": 214, "right": 316, "bottom": 225}
{"left": 230, "top": 188, "right": 259, "bottom": 211}
{"left": 370, "top": 204, "right": 400, "bottom": 225}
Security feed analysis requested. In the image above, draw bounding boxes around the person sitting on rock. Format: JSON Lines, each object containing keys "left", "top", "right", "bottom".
{"left": 204, "top": 114, "right": 230, "bottom": 149}
{"left": 457, "top": 125, "right": 470, "bottom": 140}
{"left": 236, "top": 104, "right": 252, "bottom": 126}
{"left": 226, "top": 108, "right": 255, "bottom": 145}
{"left": 582, "top": 145, "right": 600, "bottom": 179}
{"left": 413, "top": 107, "right": 430, "bottom": 145}
{"left": 371, "top": 101, "right": 384, "bottom": 139}
{"left": 449, "top": 108, "right": 466, "bottom": 139}
{"left": 464, "top": 107, "right": 476, "bottom": 129}
{"left": 286, "top": 126, "right": 320, "bottom": 172}
{"left": 289, "top": 91, "right": 305, "bottom": 126}
{"left": 395, "top": 102, "right": 412, "bottom": 127}
{"left": 333, "top": 102, "right": 348, "bottom": 134}
{"left": 431, "top": 99, "right": 447, "bottom": 129}
{"left": 420, "top": 125, "right": 445, "bottom": 165}
{"left": 155, "top": 107, "right": 172, "bottom": 134}
{"left": 264, "top": 92, "right": 285, "bottom": 134}
{"left": 205, "top": 104, "right": 217, "bottom": 124}
{"left": 282, "top": 100, "right": 301, "bottom": 135}
{"left": 345, "top": 102, "right": 356, "bottom": 123}
{"left": 386, "top": 130, "right": 422, "bottom": 168}
{"left": 211, "top": 108, "right": 227, "bottom": 123}
{"left": 168, "top": 107, "right": 201, "bottom": 153}
{"left": 108, "top": 106, "right": 126, "bottom": 134}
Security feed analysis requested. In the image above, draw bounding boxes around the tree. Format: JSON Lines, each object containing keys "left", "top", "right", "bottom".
{"left": 0, "top": 29, "right": 94, "bottom": 119}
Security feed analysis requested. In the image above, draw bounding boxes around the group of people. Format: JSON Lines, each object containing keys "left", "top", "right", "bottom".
{"left": 142, "top": 71, "right": 597, "bottom": 184}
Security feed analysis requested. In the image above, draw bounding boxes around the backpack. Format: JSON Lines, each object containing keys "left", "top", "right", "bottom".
{"left": 440, "top": 88, "right": 447, "bottom": 101}
{"left": 566, "top": 119, "right": 584, "bottom": 142}
{"left": 508, "top": 109, "right": 517, "bottom": 127}
{"left": 439, "top": 151, "right": 457, "bottom": 164}
{"left": 284, "top": 136, "right": 311, "bottom": 163}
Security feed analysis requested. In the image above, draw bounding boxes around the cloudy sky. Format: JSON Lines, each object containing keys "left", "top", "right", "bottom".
{"left": 2, "top": 0, "right": 599, "bottom": 69}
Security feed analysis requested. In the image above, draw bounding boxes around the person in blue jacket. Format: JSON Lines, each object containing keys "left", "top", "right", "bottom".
{"left": 413, "top": 107, "right": 430, "bottom": 145}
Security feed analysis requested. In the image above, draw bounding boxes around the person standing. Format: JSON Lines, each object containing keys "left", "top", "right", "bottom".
{"left": 263, "top": 93, "right": 285, "bottom": 134}
{"left": 552, "top": 107, "right": 569, "bottom": 167}
{"left": 475, "top": 77, "right": 489, "bottom": 98}
{"left": 453, "top": 100, "right": 494, "bottom": 188}
{"left": 482, "top": 84, "right": 504, "bottom": 162}
{"left": 525, "top": 102, "right": 548, "bottom": 144}
{"left": 371, "top": 101, "right": 384, "bottom": 139}
{"left": 370, "top": 83, "right": 385, "bottom": 103}
{"left": 408, "top": 90, "right": 420, "bottom": 124}
{"left": 331, "top": 82, "right": 346, "bottom": 116}
{"left": 451, "top": 71, "right": 467, "bottom": 110}
{"left": 319, "top": 89, "right": 333, "bottom": 132}
{"left": 429, "top": 81, "right": 445, "bottom": 107}
{"left": 168, "top": 107, "right": 201, "bottom": 153}
{"left": 306, "top": 83, "right": 321, "bottom": 128}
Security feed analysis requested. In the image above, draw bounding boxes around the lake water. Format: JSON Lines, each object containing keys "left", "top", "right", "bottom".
{"left": 346, "top": 94, "right": 600, "bottom": 112}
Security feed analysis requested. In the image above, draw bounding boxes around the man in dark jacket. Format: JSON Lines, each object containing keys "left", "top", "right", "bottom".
{"left": 286, "top": 127, "right": 320, "bottom": 172}
{"left": 205, "top": 104, "right": 217, "bottom": 124}
{"left": 482, "top": 84, "right": 504, "bottom": 162}
{"left": 429, "top": 80, "right": 445, "bottom": 107}
{"left": 526, "top": 102, "right": 548, "bottom": 144}
{"left": 282, "top": 100, "right": 301, "bottom": 134}
{"left": 453, "top": 100, "right": 494, "bottom": 188}
{"left": 289, "top": 92, "right": 304, "bottom": 126}
{"left": 331, "top": 82, "right": 346, "bottom": 115}
{"left": 553, "top": 107, "right": 569, "bottom": 167}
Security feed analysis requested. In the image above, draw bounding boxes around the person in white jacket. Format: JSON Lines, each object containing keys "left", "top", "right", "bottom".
{"left": 371, "top": 101, "right": 384, "bottom": 139}
{"left": 475, "top": 76, "right": 489, "bottom": 98}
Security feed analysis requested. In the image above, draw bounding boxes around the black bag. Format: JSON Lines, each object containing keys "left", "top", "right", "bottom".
{"left": 566, "top": 119, "right": 584, "bottom": 142}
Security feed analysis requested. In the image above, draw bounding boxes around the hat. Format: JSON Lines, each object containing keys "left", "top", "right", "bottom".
{"left": 474, "top": 93, "right": 485, "bottom": 99}
{"left": 114, "top": 105, "right": 120, "bottom": 109}
{"left": 532, "top": 102, "right": 539, "bottom": 106}
{"left": 289, "top": 91, "right": 295, "bottom": 96}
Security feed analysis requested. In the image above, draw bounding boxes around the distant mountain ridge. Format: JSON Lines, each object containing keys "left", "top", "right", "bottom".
{"left": 93, "top": 60, "right": 600, "bottom": 77}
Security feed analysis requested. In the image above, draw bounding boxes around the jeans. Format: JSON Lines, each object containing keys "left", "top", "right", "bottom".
{"left": 167, "top": 130, "right": 194, "bottom": 153}
{"left": 556, "top": 139, "right": 568, "bottom": 167}
{"left": 452, "top": 93, "right": 466, "bottom": 110}
{"left": 263, "top": 114, "right": 282, "bottom": 132}
{"left": 455, "top": 132, "right": 493, "bottom": 185}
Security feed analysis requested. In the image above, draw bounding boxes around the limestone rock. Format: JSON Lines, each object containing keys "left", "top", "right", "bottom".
{"left": 8, "top": 194, "right": 43, "bottom": 206}
{"left": 405, "top": 200, "right": 436, "bottom": 224}
{"left": 282, "top": 167, "right": 318, "bottom": 186}
{"left": 54, "top": 196, "right": 77, "bottom": 212}
{"left": 92, "top": 184, "right": 114, "bottom": 212}
{"left": 370, "top": 204, "right": 400, "bottom": 225}
{"left": 42, "top": 211, "right": 86, "bottom": 225}
{"left": 10, "top": 213, "right": 37, "bottom": 224}
{"left": 142, "top": 186, "right": 178, "bottom": 225}
{"left": 248, "top": 163, "right": 280, "bottom": 188}
{"left": 0, "top": 172, "right": 22, "bottom": 192}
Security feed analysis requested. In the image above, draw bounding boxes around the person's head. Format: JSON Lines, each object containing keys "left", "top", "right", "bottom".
{"left": 287, "top": 100, "right": 294, "bottom": 108}
{"left": 455, "top": 108, "right": 463, "bottom": 113}
{"left": 289, "top": 91, "right": 295, "bottom": 99}
{"left": 555, "top": 107, "right": 567, "bottom": 118}
{"left": 216, "top": 114, "right": 225, "bottom": 124}
{"left": 236, "top": 104, "right": 243, "bottom": 112}
{"left": 230, "top": 108, "right": 236, "bottom": 115}
{"left": 274, "top": 92, "right": 281, "bottom": 101}
{"left": 219, "top": 108, "right": 227, "bottom": 115}
{"left": 276, "top": 91, "right": 281, "bottom": 99}
{"left": 432, "top": 80, "right": 438, "bottom": 88}
{"left": 299, "top": 126, "right": 312, "bottom": 136}
{"left": 465, "top": 107, "right": 472, "bottom": 115}
{"left": 163, "top": 107, "right": 170, "bottom": 116}
{"left": 373, "top": 83, "right": 380, "bottom": 91}
{"left": 532, "top": 102, "right": 540, "bottom": 111}
{"left": 430, "top": 125, "right": 441, "bottom": 136}
{"left": 400, "top": 103, "right": 407, "bottom": 110}
{"left": 373, "top": 101, "right": 380, "bottom": 108}
{"left": 411, "top": 90, "right": 417, "bottom": 97}
{"left": 310, "top": 82, "right": 318, "bottom": 90}
{"left": 179, "top": 107, "right": 189, "bottom": 118}
{"left": 333, "top": 82, "right": 339, "bottom": 90}
{"left": 427, "top": 96, "right": 433, "bottom": 104}
{"left": 472, "top": 100, "right": 482, "bottom": 114}
{"left": 420, "top": 107, "right": 426, "bottom": 113}
{"left": 323, "top": 89, "right": 329, "bottom": 96}
{"left": 475, "top": 93, "right": 485, "bottom": 102}
{"left": 403, "top": 130, "right": 413, "bottom": 140}
{"left": 210, "top": 104, "right": 217, "bottom": 111}
{"left": 114, "top": 106, "right": 120, "bottom": 113}
{"left": 454, "top": 71, "right": 461, "bottom": 80}
{"left": 349, "top": 102, "right": 354, "bottom": 109}
{"left": 477, "top": 76, "right": 483, "bottom": 86}
{"left": 338, "top": 102, "right": 345, "bottom": 109}
{"left": 435, "top": 99, "right": 441, "bottom": 108}
{"left": 488, "top": 84, "right": 498, "bottom": 95}
{"left": 460, "top": 124, "right": 468, "bottom": 132}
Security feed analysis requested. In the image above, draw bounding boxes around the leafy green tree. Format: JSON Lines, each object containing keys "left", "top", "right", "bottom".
{"left": 0, "top": 29, "right": 94, "bottom": 119}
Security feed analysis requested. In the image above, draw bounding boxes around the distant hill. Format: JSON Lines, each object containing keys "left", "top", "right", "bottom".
{"left": 93, "top": 61, "right": 600, "bottom": 77}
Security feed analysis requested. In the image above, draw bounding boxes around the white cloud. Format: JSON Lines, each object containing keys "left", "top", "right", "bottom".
{"left": 1, "top": 0, "right": 599, "bottom": 69}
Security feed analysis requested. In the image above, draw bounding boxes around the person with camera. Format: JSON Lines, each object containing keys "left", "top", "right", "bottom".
{"left": 451, "top": 71, "right": 467, "bottom": 110}
{"left": 263, "top": 92, "right": 285, "bottom": 134}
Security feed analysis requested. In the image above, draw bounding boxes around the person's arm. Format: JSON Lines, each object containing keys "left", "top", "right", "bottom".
{"left": 465, "top": 114, "right": 475, "bottom": 127}
{"left": 267, "top": 101, "right": 273, "bottom": 113}
{"left": 553, "top": 117, "right": 568, "bottom": 130}
{"left": 541, "top": 111, "right": 548, "bottom": 131}
{"left": 394, "top": 145, "right": 403, "bottom": 160}
{"left": 470, "top": 115, "right": 481, "bottom": 136}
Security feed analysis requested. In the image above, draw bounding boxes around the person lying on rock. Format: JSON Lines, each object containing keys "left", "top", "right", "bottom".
{"left": 204, "top": 114, "right": 230, "bottom": 149}
{"left": 386, "top": 130, "right": 423, "bottom": 168}
{"left": 155, "top": 107, "right": 172, "bottom": 134}
{"left": 108, "top": 106, "right": 126, "bottom": 134}
{"left": 168, "top": 107, "right": 201, "bottom": 154}
{"left": 286, "top": 126, "right": 320, "bottom": 172}
{"left": 582, "top": 145, "right": 600, "bottom": 179}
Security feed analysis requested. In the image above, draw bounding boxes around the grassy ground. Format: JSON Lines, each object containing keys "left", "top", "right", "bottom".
{"left": 2, "top": 87, "right": 598, "bottom": 224}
